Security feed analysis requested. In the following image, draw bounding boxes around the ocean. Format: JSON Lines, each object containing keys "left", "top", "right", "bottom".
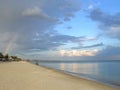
{"left": 31, "top": 60, "right": 120, "bottom": 88}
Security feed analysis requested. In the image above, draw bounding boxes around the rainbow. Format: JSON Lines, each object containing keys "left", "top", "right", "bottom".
{"left": 4, "top": 33, "right": 17, "bottom": 55}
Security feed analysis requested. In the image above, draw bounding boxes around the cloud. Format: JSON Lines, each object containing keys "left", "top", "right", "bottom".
{"left": 64, "top": 17, "right": 71, "bottom": 21}
{"left": 66, "top": 26, "right": 72, "bottom": 29}
{"left": 79, "top": 36, "right": 97, "bottom": 41}
{"left": 0, "top": 0, "right": 81, "bottom": 56}
{"left": 96, "top": 46, "right": 120, "bottom": 56}
{"left": 72, "top": 42, "right": 104, "bottom": 49}
{"left": 50, "top": 35, "right": 78, "bottom": 43}
{"left": 64, "top": 13, "right": 74, "bottom": 21}
{"left": 22, "top": 7, "right": 42, "bottom": 16}
{"left": 95, "top": 46, "right": 120, "bottom": 60}
{"left": 89, "top": 9, "right": 120, "bottom": 40}
{"left": 62, "top": 46, "right": 120, "bottom": 60}
{"left": 60, "top": 49, "right": 98, "bottom": 57}
{"left": 30, "top": 35, "right": 96, "bottom": 51}
{"left": 22, "top": 6, "right": 59, "bottom": 22}
{"left": 88, "top": 4, "right": 94, "bottom": 10}
{"left": 87, "top": 1, "right": 100, "bottom": 10}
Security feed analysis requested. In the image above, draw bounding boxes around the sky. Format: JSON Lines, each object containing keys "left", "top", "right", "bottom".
{"left": 0, "top": 0, "right": 120, "bottom": 60}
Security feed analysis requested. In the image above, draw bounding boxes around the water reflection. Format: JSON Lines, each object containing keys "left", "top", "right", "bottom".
{"left": 60, "top": 63, "right": 99, "bottom": 75}
{"left": 60, "top": 63, "right": 65, "bottom": 70}
{"left": 72, "top": 63, "right": 78, "bottom": 72}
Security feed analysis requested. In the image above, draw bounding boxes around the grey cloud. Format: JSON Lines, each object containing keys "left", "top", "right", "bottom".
{"left": 64, "top": 17, "right": 71, "bottom": 21}
{"left": 67, "top": 26, "right": 72, "bottom": 29}
{"left": 83, "top": 42, "right": 104, "bottom": 48}
{"left": 89, "top": 9, "right": 120, "bottom": 27}
{"left": 65, "top": 13, "right": 74, "bottom": 18}
{"left": 72, "top": 42, "right": 104, "bottom": 49}
{"left": 22, "top": 7, "right": 42, "bottom": 16}
{"left": 22, "top": 6, "right": 59, "bottom": 23}
{"left": 50, "top": 35, "right": 77, "bottom": 43}
{"left": 95, "top": 46, "right": 120, "bottom": 60}
{"left": 28, "top": 34, "right": 87, "bottom": 51}
{"left": 89, "top": 9, "right": 120, "bottom": 40}
{"left": 60, "top": 0, "right": 81, "bottom": 11}
{"left": 35, "top": 0, "right": 81, "bottom": 21}
{"left": 96, "top": 46, "right": 120, "bottom": 56}
{"left": 19, "top": 34, "right": 98, "bottom": 54}
{"left": 0, "top": 0, "right": 81, "bottom": 56}
{"left": 64, "top": 13, "right": 74, "bottom": 21}
{"left": 78, "top": 37, "right": 97, "bottom": 42}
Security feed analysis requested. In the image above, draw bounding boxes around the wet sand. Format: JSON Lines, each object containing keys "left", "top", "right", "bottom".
{"left": 0, "top": 61, "right": 119, "bottom": 90}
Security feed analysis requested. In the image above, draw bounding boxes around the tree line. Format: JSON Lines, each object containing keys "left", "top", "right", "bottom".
{"left": 0, "top": 52, "right": 22, "bottom": 62}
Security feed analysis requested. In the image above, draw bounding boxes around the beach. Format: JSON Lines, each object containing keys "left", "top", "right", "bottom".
{"left": 0, "top": 61, "right": 119, "bottom": 90}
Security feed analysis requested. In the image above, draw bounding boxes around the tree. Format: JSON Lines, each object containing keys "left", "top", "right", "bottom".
{"left": 0, "top": 52, "right": 22, "bottom": 62}
{"left": 11, "top": 56, "right": 17, "bottom": 61}
{"left": 4, "top": 54, "right": 9, "bottom": 61}
{"left": 11, "top": 56, "right": 22, "bottom": 61}
{"left": 0, "top": 52, "right": 4, "bottom": 61}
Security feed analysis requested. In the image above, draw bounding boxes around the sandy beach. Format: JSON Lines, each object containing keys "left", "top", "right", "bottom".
{"left": 0, "top": 61, "right": 119, "bottom": 90}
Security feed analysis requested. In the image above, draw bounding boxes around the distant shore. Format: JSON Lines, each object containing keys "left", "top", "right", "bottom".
{"left": 0, "top": 61, "right": 119, "bottom": 90}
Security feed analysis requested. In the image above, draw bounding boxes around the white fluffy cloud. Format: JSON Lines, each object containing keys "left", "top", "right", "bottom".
{"left": 60, "top": 49, "right": 98, "bottom": 57}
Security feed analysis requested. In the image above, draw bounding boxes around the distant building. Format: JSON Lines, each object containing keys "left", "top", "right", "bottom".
{"left": 9, "top": 56, "right": 14, "bottom": 61}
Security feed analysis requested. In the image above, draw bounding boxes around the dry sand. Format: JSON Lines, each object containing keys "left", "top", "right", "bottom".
{"left": 0, "top": 61, "right": 119, "bottom": 90}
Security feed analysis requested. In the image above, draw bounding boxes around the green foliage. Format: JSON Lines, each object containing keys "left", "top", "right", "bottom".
{"left": 11, "top": 56, "right": 17, "bottom": 60}
{"left": 0, "top": 52, "right": 3, "bottom": 58}
{"left": 4, "top": 54, "right": 9, "bottom": 61}
{"left": 0, "top": 52, "right": 4, "bottom": 61}
{"left": 0, "top": 52, "right": 22, "bottom": 62}
{"left": 4, "top": 54, "right": 9, "bottom": 58}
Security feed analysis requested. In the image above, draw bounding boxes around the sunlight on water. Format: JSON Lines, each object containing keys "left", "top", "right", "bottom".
{"left": 60, "top": 63, "right": 99, "bottom": 75}
{"left": 60, "top": 63, "right": 65, "bottom": 70}
{"left": 72, "top": 63, "right": 78, "bottom": 72}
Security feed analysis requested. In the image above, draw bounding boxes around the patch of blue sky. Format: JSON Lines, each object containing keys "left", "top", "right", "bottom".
{"left": 55, "top": 11, "right": 98, "bottom": 37}
{"left": 97, "top": 0, "right": 120, "bottom": 14}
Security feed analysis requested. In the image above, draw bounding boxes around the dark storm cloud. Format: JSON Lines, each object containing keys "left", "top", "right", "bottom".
{"left": 89, "top": 9, "right": 120, "bottom": 40}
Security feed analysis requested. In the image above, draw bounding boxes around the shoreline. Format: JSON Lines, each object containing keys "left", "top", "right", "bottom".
{"left": 29, "top": 61, "right": 120, "bottom": 89}
{"left": 30, "top": 62, "right": 120, "bottom": 89}
{"left": 0, "top": 61, "right": 119, "bottom": 90}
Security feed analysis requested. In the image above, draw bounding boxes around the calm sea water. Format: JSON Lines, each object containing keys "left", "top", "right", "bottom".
{"left": 31, "top": 60, "right": 120, "bottom": 87}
